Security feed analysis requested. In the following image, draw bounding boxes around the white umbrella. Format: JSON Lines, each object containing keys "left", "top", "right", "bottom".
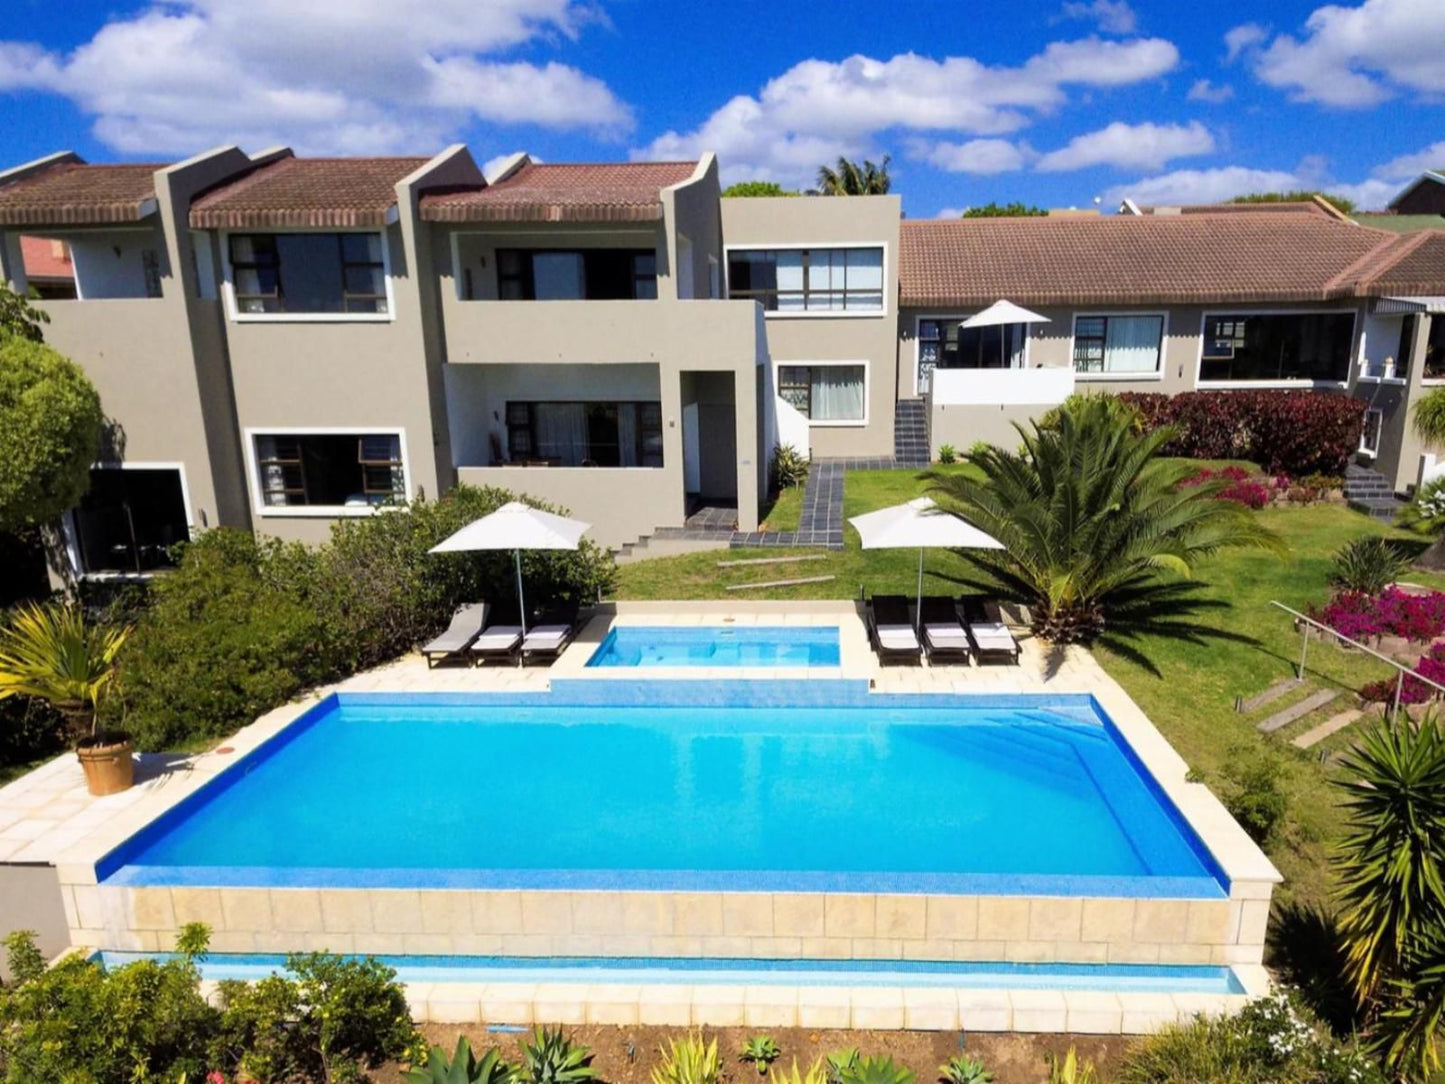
{"left": 429, "top": 501, "right": 589, "bottom": 635}
{"left": 961, "top": 300, "right": 1051, "bottom": 369}
{"left": 849, "top": 497, "right": 1004, "bottom": 629}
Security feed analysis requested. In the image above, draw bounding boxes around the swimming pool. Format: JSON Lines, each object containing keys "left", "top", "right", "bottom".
{"left": 587, "top": 626, "right": 840, "bottom": 667}
{"left": 99, "top": 688, "right": 1224, "bottom": 897}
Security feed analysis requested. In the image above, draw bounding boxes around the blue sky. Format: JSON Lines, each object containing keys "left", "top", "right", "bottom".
{"left": 1, "top": 0, "right": 1442, "bottom": 215}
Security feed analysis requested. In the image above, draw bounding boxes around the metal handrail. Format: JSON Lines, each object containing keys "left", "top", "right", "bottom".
{"left": 1270, "top": 599, "right": 1445, "bottom": 718}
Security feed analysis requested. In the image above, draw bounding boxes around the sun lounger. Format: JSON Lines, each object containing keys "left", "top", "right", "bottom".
{"left": 961, "top": 597, "right": 1022, "bottom": 665}
{"left": 422, "top": 603, "right": 489, "bottom": 668}
{"left": 867, "top": 594, "right": 923, "bottom": 665}
{"left": 520, "top": 601, "right": 583, "bottom": 664}
{"left": 470, "top": 621, "right": 523, "bottom": 666}
{"left": 920, "top": 596, "right": 972, "bottom": 664}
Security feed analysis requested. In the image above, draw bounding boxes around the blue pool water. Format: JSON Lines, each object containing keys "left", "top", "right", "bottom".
{"left": 97, "top": 952, "right": 1244, "bottom": 994}
{"left": 587, "top": 626, "right": 840, "bottom": 667}
{"left": 100, "top": 688, "right": 1225, "bottom": 897}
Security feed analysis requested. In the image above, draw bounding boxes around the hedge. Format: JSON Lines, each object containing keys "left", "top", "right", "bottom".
{"left": 1115, "top": 390, "right": 1367, "bottom": 476}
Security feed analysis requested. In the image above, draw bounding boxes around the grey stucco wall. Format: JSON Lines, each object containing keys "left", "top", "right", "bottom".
{"left": 0, "top": 864, "right": 69, "bottom": 980}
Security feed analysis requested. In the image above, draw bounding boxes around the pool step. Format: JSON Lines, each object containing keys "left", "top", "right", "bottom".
{"left": 1257, "top": 688, "right": 1339, "bottom": 734}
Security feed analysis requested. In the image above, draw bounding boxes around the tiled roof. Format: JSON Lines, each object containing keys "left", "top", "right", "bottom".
{"left": 0, "top": 162, "right": 160, "bottom": 226}
{"left": 898, "top": 214, "right": 1433, "bottom": 307}
{"left": 189, "top": 156, "right": 428, "bottom": 229}
{"left": 420, "top": 161, "right": 698, "bottom": 223}
{"left": 1356, "top": 231, "right": 1445, "bottom": 297}
{"left": 20, "top": 235, "right": 73, "bottom": 280}
{"left": 1174, "top": 201, "right": 1336, "bottom": 218}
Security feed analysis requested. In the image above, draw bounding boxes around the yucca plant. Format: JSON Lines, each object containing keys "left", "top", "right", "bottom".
{"left": 768, "top": 1059, "right": 829, "bottom": 1084}
{"left": 937, "top": 1055, "right": 992, "bottom": 1084}
{"left": 1044, "top": 1047, "right": 1097, "bottom": 1084}
{"left": 406, "top": 1036, "right": 516, "bottom": 1084}
{"left": 825, "top": 1049, "right": 859, "bottom": 1084}
{"left": 836, "top": 1055, "right": 914, "bottom": 1084}
{"left": 1334, "top": 716, "right": 1445, "bottom": 1005}
{"left": 0, "top": 601, "right": 130, "bottom": 743}
{"left": 1329, "top": 536, "right": 1408, "bottom": 595}
{"left": 652, "top": 1034, "right": 721, "bottom": 1084}
{"left": 520, "top": 1027, "right": 597, "bottom": 1084}
{"left": 740, "top": 1036, "right": 780, "bottom": 1075}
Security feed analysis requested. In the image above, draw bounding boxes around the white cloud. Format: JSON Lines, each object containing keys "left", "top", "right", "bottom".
{"left": 0, "top": 0, "right": 631, "bottom": 155}
{"left": 635, "top": 38, "right": 1180, "bottom": 184}
{"left": 1187, "top": 78, "right": 1234, "bottom": 103}
{"left": 1035, "top": 121, "right": 1214, "bottom": 172}
{"left": 1233, "top": 0, "right": 1445, "bottom": 107}
{"left": 1102, "top": 165, "right": 1304, "bottom": 206}
{"left": 912, "top": 138, "right": 1030, "bottom": 175}
{"left": 935, "top": 207, "right": 966, "bottom": 219}
{"left": 1329, "top": 178, "right": 1403, "bottom": 208}
{"left": 1223, "top": 23, "right": 1268, "bottom": 63}
{"left": 1370, "top": 140, "right": 1445, "bottom": 181}
{"left": 1057, "top": 0, "right": 1138, "bottom": 35}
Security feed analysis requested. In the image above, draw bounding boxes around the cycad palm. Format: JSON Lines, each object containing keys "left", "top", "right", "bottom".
{"left": 815, "top": 155, "right": 890, "bottom": 195}
{"left": 0, "top": 601, "right": 130, "bottom": 741}
{"left": 926, "top": 396, "right": 1285, "bottom": 654}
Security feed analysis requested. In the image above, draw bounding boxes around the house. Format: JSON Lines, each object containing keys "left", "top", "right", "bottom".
{"left": 1, "top": 145, "right": 1443, "bottom": 580}
{"left": 19, "top": 235, "right": 75, "bottom": 298}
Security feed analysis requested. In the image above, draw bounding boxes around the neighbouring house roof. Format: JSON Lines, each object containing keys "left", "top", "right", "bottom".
{"left": 419, "top": 161, "right": 698, "bottom": 223}
{"left": 20, "top": 235, "right": 73, "bottom": 281}
{"left": 189, "top": 156, "right": 429, "bottom": 229}
{"left": 0, "top": 161, "right": 161, "bottom": 226}
{"left": 1352, "top": 213, "right": 1445, "bottom": 233}
{"left": 898, "top": 213, "right": 1445, "bottom": 308}
{"left": 1389, "top": 170, "right": 1445, "bottom": 212}
{"left": 1124, "top": 199, "right": 1344, "bottom": 220}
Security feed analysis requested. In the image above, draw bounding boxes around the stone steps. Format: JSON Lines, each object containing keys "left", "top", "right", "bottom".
{"left": 894, "top": 399, "right": 930, "bottom": 466}
{"left": 1257, "top": 688, "right": 1340, "bottom": 733}
{"left": 1292, "top": 709, "right": 1364, "bottom": 749}
{"left": 1344, "top": 464, "right": 1403, "bottom": 521}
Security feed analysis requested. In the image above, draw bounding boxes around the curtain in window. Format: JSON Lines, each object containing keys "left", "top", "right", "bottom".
{"left": 1103, "top": 316, "right": 1163, "bottom": 372}
{"left": 811, "top": 367, "right": 865, "bottom": 421}
{"left": 534, "top": 404, "right": 588, "bottom": 463}
{"left": 845, "top": 249, "right": 883, "bottom": 310}
{"left": 253, "top": 435, "right": 295, "bottom": 505}
{"left": 618, "top": 404, "right": 639, "bottom": 467}
{"left": 1007, "top": 324, "right": 1027, "bottom": 367}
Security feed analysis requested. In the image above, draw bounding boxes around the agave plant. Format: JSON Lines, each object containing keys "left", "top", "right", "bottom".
{"left": 837, "top": 1055, "right": 914, "bottom": 1084}
{"left": 768, "top": 1060, "right": 829, "bottom": 1084}
{"left": 520, "top": 1027, "right": 597, "bottom": 1084}
{"left": 937, "top": 1055, "right": 993, "bottom": 1084}
{"left": 927, "top": 394, "right": 1285, "bottom": 654}
{"left": 740, "top": 1036, "right": 781, "bottom": 1075}
{"left": 652, "top": 1035, "right": 721, "bottom": 1084}
{"left": 1044, "top": 1048, "right": 1097, "bottom": 1084}
{"left": 406, "top": 1036, "right": 516, "bottom": 1084}
{"left": 824, "top": 1048, "right": 859, "bottom": 1084}
{"left": 1329, "top": 536, "right": 1408, "bottom": 595}
{"left": 0, "top": 601, "right": 130, "bottom": 743}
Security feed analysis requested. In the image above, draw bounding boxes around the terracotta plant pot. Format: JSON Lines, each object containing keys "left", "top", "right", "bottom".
{"left": 76, "top": 733, "right": 134, "bottom": 796}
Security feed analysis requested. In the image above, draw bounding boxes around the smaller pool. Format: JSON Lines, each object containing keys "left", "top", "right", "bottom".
{"left": 588, "top": 626, "right": 840, "bottom": 668}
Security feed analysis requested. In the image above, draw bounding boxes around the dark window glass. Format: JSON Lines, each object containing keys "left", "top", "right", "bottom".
{"left": 1200, "top": 312, "right": 1354, "bottom": 382}
{"left": 230, "top": 233, "right": 387, "bottom": 314}
{"left": 254, "top": 433, "right": 404, "bottom": 507}
{"left": 504, "top": 402, "right": 664, "bottom": 466}
{"left": 919, "top": 318, "right": 1027, "bottom": 373}
{"left": 1361, "top": 409, "right": 1383, "bottom": 455}
{"left": 727, "top": 248, "right": 884, "bottom": 311}
{"left": 1420, "top": 316, "right": 1445, "bottom": 381}
{"left": 492, "top": 249, "right": 658, "bottom": 301}
{"left": 73, "top": 468, "right": 188, "bottom": 574}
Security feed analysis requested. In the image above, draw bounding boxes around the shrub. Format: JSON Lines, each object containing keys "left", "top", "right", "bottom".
{"left": 837, "top": 1056, "right": 914, "bottom": 1084}
{"left": 937, "top": 444, "right": 957, "bottom": 465}
{"left": 1044, "top": 1048, "right": 1097, "bottom": 1084}
{"left": 938, "top": 1054, "right": 993, "bottom": 1084}
{"left": 520, "top": 1027, "right": 598, "bottom": 1084}
{"left": 965, "top": 440, "right": 990, "bottom": 460}
{"left": 1329, "top": 537, "right": 1408, "bottom": 595}
{"left": 769, "top": 1062, "right": 828, "bottom": 1084}
{"left": 1398, "top": 476, "right": 1445, "bottom": 536}
{"left": 405, "top": 1036, "right": 516, "bottom": 1084}
{"left": 1313, "top": 588, "right": 1445, "bottom": 645}
{"left": 654, "top": 1035, "right": 722, "bottom": 1084}
{"left": 825, "top": 1049, "right": 860, "bottom": 1084}
{"left": 741, "top": 1036, "right": 781, "bottom": 1074}
{"left": 770, "top": 444, "right": 809, "bottom": 491}
{"left": 1222, "top": 749, "right": 1289, "bottom": 845}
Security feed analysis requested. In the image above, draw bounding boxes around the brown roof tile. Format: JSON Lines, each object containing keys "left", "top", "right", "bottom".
{"left": 0, "top": 162, "right": 160, "bottom": 226}
{"left": 1354, "top": 231, "right": 1445, "bottom": 297}
{"left": 899, "top": 214, "right": 1417, "bottom": 307}
{"left": 420, "top": 161, "right": 697, "bottom": 223}
{"left": 189, "top": 156, "right": 428, "bottom": 229}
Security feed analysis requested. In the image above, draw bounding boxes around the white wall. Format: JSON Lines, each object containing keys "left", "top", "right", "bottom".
{"left": 1360, "top": 312, "right": 1407, "bottom": 379}
{"left": 930, "top": 366, "right": 1076, "bottom": 406}
{"left": 68, "top": 230, "right": 167, "bottom": 300}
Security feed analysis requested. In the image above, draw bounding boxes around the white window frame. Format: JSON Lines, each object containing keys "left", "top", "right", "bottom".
{"left": 724, "top": 242, "right": 889, "bottom": 320}
{"left": 1069, "top": 311, "right": 1169, "bottom": 382}
{"left": 911, "top": 313, "right": 1035, "bottom": 397}
{"left": 1195, "top": 307, "right": 1357, "bottom": 389}
{"left": 772, "top": 360, "right": 870, "bottom": 427}
{"left": 1359, "top": 408, "right": 1384, "bottom": 458}
{"left": 61, "top": 461, "right": 194, "bottom": 581}
{"left": 221, "top": 227, "right": 396, "bottom": 324}
{"left": 242, "top": 426, "right": 412, "bottom": 518}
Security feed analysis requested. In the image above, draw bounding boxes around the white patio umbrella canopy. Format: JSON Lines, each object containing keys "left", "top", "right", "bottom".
{"left": 850, "top": 497, "right": 1004, "bottom": 629}
{"left": 429, "top": 501, "right": 589, "bottom": 635}
{"left": 959, "top": 299, "right": 1051, "bottom": 328}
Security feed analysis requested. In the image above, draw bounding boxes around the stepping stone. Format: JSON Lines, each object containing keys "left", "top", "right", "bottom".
{"left": 1292, "top": 709, "right": 1364, "bottom": 749}
{"left": 1257, "top": 688, "right": 1339, "bottom": 734}
{"left": 1236, "top": 677, "right": 1303, "bottom": 714}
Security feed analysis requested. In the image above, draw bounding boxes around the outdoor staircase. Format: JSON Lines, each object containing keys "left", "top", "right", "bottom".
{"left": 1344, "top": 463, "right": 1404, "bottom": 522}
{"left": 893, "top": 399, "right": 930, "bottom": 466}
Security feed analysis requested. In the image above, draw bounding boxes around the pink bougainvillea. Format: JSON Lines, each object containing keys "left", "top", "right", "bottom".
{"left": 1360, "top": 644, "right": 1445, "bottom": 704}
{"left": 1176, "top": 466, "right": 1271, "bottom": 508}
{"left": 1314, "top": 588, "right": 1445, "bottom": 644}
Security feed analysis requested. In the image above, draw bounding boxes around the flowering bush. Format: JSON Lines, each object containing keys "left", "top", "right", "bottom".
{"left": 1361, "top": 643, "right": 1445, "bottom": 704}
{"left": 1116, "top": 390, "right": 1367, "bottom": 475}
{"left": 1177, "top": 466, "right": 1271, "bottom": 508}
{"left": 1315, "top": 588, "right": 1445, "bottom": 644}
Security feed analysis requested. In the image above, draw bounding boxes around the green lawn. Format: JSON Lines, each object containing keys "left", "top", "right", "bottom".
{"left": 616, "top": 462, "right": 1442, "bottom": 914}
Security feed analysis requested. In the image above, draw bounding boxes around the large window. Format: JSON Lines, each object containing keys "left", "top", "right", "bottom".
{"left": 917, "top": 317, "right": 1026, "bottom": 392}
{"left": 1200, "top": 312, "right": 1355, "bottom": 383}
{"left": 253, "top": 433, "right": 405, "bottom": 508}
{"left": 1072, "top": 314, "right": 1164, "bottom": 375}
{"left": 505, "top": 402, "right": 663, "bottom": 466}
{"left": 1400, "top": 315, "right": 1445, "bottom": 381}
{"left": 229, "top": 233, "right": 387, "bottom": 315}
{"left": 777, "top": 364, "right": 866, "bottom": 423}
{"left": 495, "top": 249, "right": 657, "bottom": 301}
{"left": 728, "top": 248, "right": 884, "bottom": 312}
{"left": 72, "top": 468, "right": 189, "bottom": 574}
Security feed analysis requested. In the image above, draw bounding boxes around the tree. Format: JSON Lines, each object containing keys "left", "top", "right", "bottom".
{"left": 961, "top": 201, "right": 1048, "bottom": 218}
{"left": 0, "top": 337, "right": 103, "bottom": 531}
{"left": 0, "top": 280, "right": 49, "bottom": 342}
{"left": 1231, "top": 190, "right": 1357, "bottom": 214}
{"left": 815, "top": 155, "right": 890, "bottom": 195}
{"left": 1409, "top": 389, "right": 1445, "bottom": 570}
{"left": 925, "top": 395, "right": 1285, "bottom": 655}
{"left": 721, "top": 180, "right": 797, "bottom": 197}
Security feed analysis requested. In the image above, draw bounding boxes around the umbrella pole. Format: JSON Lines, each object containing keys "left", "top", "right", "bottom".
{"left": 514, "top": 548, "right": 528, "bottom": 638}
{"left": 916, "top": 547, "right": 924, "bottom": 632}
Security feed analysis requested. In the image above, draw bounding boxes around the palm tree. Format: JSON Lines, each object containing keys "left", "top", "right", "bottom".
{"left": 1411, "top": 388, "right": 1445, "bottom": 570}
{"left": 0, "top": 601, "right": 130, "bottom": 743}
{"left": 815, "top": 155, "right": 891, "bottom": 195}
{"left": 926, "top": 396, "right": 1285, "bottom": 657}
